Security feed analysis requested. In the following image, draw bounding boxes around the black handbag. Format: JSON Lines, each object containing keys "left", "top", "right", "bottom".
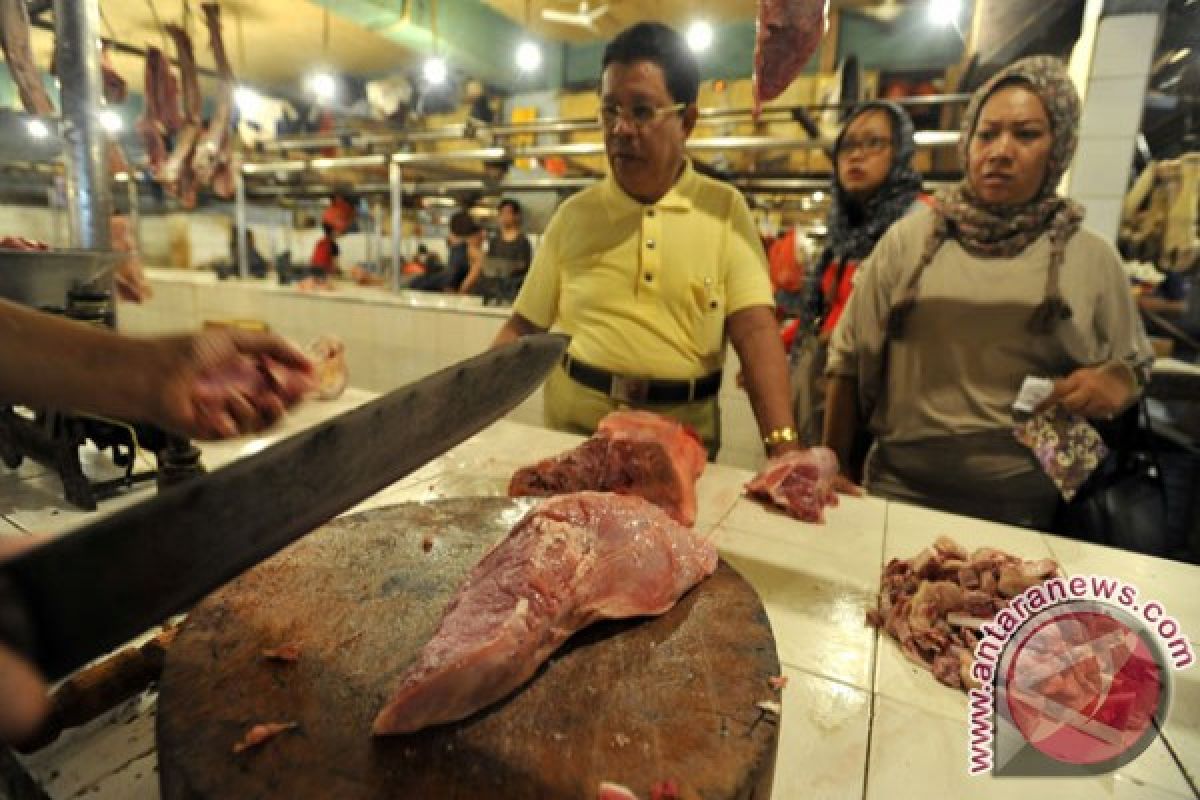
{"left": 1053, "top": 400, "right": 1168, "bottom": 556}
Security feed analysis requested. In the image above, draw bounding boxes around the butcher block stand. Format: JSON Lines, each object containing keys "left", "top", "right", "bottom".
{"left": 156, "top": 497, "right": 782, "bottom": 799}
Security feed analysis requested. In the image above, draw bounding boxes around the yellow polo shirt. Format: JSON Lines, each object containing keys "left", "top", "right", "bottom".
{"left": 513, "top": 160, "right": 773, "bottom": 380}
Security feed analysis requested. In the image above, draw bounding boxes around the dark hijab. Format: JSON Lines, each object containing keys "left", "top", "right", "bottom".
{"left": 825, "top": 100, "right": 923, "bottom": 262}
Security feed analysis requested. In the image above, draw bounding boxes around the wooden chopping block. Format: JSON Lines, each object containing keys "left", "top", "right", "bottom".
{"left": 157, "top": 498, "right": 781, "bottom": 799}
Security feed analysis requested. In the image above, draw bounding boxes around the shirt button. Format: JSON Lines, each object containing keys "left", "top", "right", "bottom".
{"left": 646, "top": 239, "right": 656, "bottom": 249}
{"left": 645, "top": 273, "right": 654, "bottom": 282}
{"left": 646, "top": 209, "right": 656, "bottom": 218}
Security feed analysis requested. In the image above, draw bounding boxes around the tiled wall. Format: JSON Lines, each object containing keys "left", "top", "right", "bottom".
{"left": 119, "top": 272, "right": 769, "bottom": 471}
{"left": 1067, "top": 11, "right": 1162, "bottom": 243}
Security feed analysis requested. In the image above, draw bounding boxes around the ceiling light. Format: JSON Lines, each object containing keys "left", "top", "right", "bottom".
{"left": 516, "top": 41, "right": 542, "bottom": 72}
{"left": 99, "top": 109, "right": 122, "bottom": 132}
{"left": 234, "top": 86, "right": 264, "bottom": 115}
{"left": 423, "top": 56, "right": 448, "bottom": 86}
{"left": 928, "top": 0, "right": 961, "bottom": 26}
{"left": 812, "top": 190, "right": 825, "bottom": 203}
{"left": 686, "top": 21, "right": 714, "bottom": 53}
{"left": 26, "top": 118, "right": 49, "bottom": 139}
{"left": 307, "top": 72, "right": 338, "bottom": 101}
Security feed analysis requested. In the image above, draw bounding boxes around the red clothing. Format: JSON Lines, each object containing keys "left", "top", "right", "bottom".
{"left": 322, "top": 196, "right": 355, "bottom": 235}
{"left": 819, "top": 257, "right": 858, "bottom": 335}
{"left": 767, "top": 228, "right": 804, "bottom": 293}
{"left": 310, "top": 236, "right": 338, "bottom": 274}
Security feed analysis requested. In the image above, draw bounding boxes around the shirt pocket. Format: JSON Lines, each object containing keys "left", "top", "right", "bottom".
{"left": 690, "top": 276, "right": 726, "bottom": 353}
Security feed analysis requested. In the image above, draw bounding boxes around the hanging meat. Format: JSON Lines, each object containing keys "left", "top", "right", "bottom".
{"left": 753, "top": 0, "right": 829, "bottom": 118}
{"left": 135, "top": 47, "right": 174, "bottom": 178}
{"left": 0, "top": 0, "right": 55, "bottom": 116}
{"left": 162, "top": 24, "right": 203, "bottom": 207}
{"left": 191, "top": 2, "right": 237, "bottom": 199}
{"left": 100, "top": 44, "right": 127, "bottom": 104}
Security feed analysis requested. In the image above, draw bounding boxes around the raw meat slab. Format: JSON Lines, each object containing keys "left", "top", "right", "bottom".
{"left": 158, "top": 497, "right": 780, "bottom": 799}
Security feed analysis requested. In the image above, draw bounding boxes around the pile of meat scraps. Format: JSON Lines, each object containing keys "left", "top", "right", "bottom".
{"left": 744, "top": 447, "right": 840, "bottom": 523}
{"left": 867, "top": 536, "right": 1061, "bottom": 690}
{"left": 372, "top": 492, "right": 718, "bottom": 735}
{"left": 509, "top": 411, "right": 707, "bottom": 526}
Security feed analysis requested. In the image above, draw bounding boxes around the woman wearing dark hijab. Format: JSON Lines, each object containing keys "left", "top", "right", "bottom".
{"left": 789, "top": 100, "right": 926, "bottom": 446}
{"left": 823, "top": 56, "right": 1153, "bottom": 528}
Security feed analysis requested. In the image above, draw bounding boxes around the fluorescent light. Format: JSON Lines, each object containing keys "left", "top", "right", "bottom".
{"left": 812, "top": 190, "right": 825, "bottom": 202}
{"left": 515, "top": 41, "right": 542, "bottom": 72}
{"left": 234, "top": 86, "right": 264, "bottom": 114}
{"left": 99, "top": 109, "right": 122, "bottom": 132}
{"left": 423, "top": 56, "right": 447, "bottom": 85}
{"left": 26, "top": 118, "right": 49, "bottom": 138}
{"left": 307, "top": 72, "right": 337, "bottom": 101}
{"left": 928, "top": 0, "right": 961, "bottom": 26}
{"left": 686, "top": 21, "right": 714, "bottom": 53}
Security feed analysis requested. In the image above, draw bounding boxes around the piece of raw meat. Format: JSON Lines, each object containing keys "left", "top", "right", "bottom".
{"left": 191, "top": 3, "right": 236, "bottom": 196}
{"left": 372, "top": 492, "right": 718, "bottom": 735}
{"left": 866, "top": 536, "right": 1062, "bottom": 690}
{"left": 100, "top": 44, "right": 127, "bottom": 104}
{"left": 0, "top": 0, "right": 54, "bottom": 116}
{"left": 744, "top": 447, "right": 840, "bottom": 522}
{"left": 753, "top": 0, "right": 828, "bottom": 117}
{"left": 232, "top": 722, "right": 297, "bottom": 754}
{"left": 509, "top": 410, "right": 707, "bottom": 526}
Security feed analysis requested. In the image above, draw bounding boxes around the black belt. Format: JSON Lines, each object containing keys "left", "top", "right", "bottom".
{"left": 562, "top": 354, "right": 722, "bottom": 406}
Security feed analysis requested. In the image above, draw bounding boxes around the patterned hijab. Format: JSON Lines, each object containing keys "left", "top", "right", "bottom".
{"left": 888, "top": 56, "right": 1086, "bottom": 338}
{"left": 825, "top": 101, "right": 924, "bottom": 262}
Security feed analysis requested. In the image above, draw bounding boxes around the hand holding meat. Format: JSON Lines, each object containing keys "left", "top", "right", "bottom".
{"left": 1036, "top": 364, "right": 1136, "bottom": 420}
{"left": 154, "top": 329, "right": 315, "bottom": 439}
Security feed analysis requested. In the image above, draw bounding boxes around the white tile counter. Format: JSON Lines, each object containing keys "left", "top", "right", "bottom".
{"left": 117, "top": 268, "right": 772, "bottom": 471}
{"left": 5, "top": 391, "right": 1198, "bottom": 799}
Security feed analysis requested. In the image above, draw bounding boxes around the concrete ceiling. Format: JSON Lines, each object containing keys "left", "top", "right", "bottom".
{"left": 21, "top": 0, "right": 416, "bottom": 97}
{"left": 480, "top": 0, "right": 922, "bottom": 42}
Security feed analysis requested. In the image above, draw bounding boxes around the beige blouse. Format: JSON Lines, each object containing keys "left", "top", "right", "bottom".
{"left": 826, "top": 206, "right": 1154, "bottom": 444}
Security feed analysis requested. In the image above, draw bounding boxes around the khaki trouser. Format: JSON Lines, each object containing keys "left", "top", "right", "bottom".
{"left": 542, "top": 365, "right": 721, "bottom": 460}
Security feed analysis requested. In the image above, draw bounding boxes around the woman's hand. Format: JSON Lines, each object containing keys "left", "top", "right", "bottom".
{"left": 1036, "top": 364, "right": 1136, "bottom": 420}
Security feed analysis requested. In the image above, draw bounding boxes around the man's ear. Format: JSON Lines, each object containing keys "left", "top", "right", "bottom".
{"left": 681, "top": 103, "right": 699, "bottom": 137}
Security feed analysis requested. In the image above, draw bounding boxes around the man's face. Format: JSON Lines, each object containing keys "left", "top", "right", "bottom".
{"left": 499, "top": 205, "right": 519, "bottom": 229}
{"left": 599, "top": 60, "right": 696, "bottom": 204}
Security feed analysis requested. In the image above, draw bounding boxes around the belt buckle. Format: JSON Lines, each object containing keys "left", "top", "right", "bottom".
{"left": 610, "top": 375, "right": 650, "bottom": 405}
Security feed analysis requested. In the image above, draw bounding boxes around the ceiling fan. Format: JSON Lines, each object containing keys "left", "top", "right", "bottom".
{"left": 541, "top": 1, "right": 611, "bottom": 31}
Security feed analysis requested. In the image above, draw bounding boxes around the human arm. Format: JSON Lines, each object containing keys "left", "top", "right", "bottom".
{"left": 1037, "top": 238, "right": 1154, "bottom": 419}
{"left": 491, "top": 313, "right": 547, "bottom": 348}
{"left": 458, "top": 243, "right": 484, "bottom": 294}
{"left": 0, "top": 300, "right": 314, "bottom": 439}
{"left": 822, "top": 375, "right": 864, "bottom": 492}
{"left": 728, "top": 306, "right": 799, "bottom": 457}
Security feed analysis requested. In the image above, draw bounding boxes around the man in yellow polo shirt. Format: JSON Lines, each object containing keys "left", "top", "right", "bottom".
{"left": 492, "top": 21, "right": 798, "bottom": 460}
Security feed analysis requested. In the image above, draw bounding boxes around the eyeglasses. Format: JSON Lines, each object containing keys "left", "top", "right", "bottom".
{"left": 839, "top": 135, "right": 891, "bottom": 156}
{"left": 598, "top": 101, "right": 686, "bottom": 131}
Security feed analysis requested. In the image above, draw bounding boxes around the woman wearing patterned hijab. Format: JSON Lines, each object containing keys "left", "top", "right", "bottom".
{"left": 822, "top": 56, "right": 1153, "bottom": 528}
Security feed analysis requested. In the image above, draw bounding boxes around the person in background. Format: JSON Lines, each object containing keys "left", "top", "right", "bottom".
{"left": 411, "top": 212, "right": 484, "bottom": 294}
{"left": 477, "top": 198, "right": 534, "bottom": 304}
{"left": 824, "top": 56, "right": 1154, "bottom": 527}
{"left": 0, "top": 300, "right": 315, "bottom": 743}
{"left": 790, "top": 100, "right": 926, "bottom": 448}
{"left": 229, "top": 229, "right": 269, "bottom": 279}
{"left": 310, "top": 222, "right": 340, "bottom": 279}
{"left": 492, "top": 22, "right": 796, "bottom": 459}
